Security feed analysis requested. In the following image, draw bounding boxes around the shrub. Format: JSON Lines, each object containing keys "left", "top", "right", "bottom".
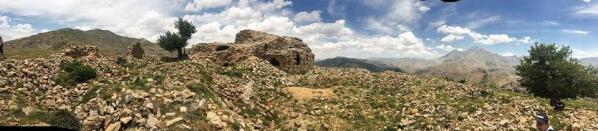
{"left": 48, "top": 110, "right": 81, "bottom": 130}
{"left": 55, "top": 61, "right": 97, "bottom": 86}
{"left": 116, "top": 56, "right": 128, "bottom": 67}
{"left": 25, "top": 110, "right": 81, "bottom": 130}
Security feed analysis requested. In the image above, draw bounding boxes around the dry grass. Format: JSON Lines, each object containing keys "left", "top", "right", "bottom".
{"left": 284, "top": 86, "right": 334, "bottom": 101}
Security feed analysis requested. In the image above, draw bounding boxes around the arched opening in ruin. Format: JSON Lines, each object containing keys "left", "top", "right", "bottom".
{"left": 215, "top": 45, "right": 230, "bottom": 51}
{"left": 269, "top": 58, "right": 280, "bottom": 66}
{"left": 295, "top": 53, "right": 301, "bottom": 65}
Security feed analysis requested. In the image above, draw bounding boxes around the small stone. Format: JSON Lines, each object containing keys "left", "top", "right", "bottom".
{"left": 120, "top": 117, "right": 133, "bottom": 124}
{"left": 165, "top": 117, "right": 184, "bottom": 127}
{"left": 165, "top": 112, "right": 176, "bottom": 117}
{"left": 179, "top": 107, "right": 187, "bottom": 113}
{"left": 207, "top": 111, "right": 224, "bottom": 128}
{"left": 146, "top": 115, "right": 159, "bottom": 128}
{"left": 145, "top": 102, "right": 154, "bottom": 109}
{"left": 21, "top": 106, "right": 35, "bottom": 115}
{"left": 105, "top": 122, "right": 121, "bottom": 131}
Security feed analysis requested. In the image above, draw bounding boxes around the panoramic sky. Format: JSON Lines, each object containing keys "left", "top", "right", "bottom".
{"left": 1, "top": 0, "right": 598, "bottom": 59}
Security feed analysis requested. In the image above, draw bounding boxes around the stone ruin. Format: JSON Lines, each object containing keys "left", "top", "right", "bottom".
{"left": 189, "top": 30, "right": 315, "bottom": 74}
{"left": 63, "top": 46, "right": 99, "bottom": 58}
{"left": 127, "top": 42, "right": 145, "bottom": 59}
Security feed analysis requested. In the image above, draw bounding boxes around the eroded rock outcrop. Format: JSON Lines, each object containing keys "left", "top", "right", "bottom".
{"left": 190, "top": 30, "right": 314, "bottom": 74}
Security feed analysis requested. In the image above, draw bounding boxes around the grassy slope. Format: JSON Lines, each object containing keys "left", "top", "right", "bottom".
{"left": 3, "top": 28, "right": 170, "bottom": 59}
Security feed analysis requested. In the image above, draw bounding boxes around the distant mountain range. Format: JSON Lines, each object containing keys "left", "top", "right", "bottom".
{"left": 581, "top": 57, "right": 598, "bottom": 67}
{"left": 316, "top": 57, "right": 403, "bottom": 72}
{"left": 4, "top": 28, "right": 169, "bottom": 59}
{"left": 372, "top": 47, "right": 522, "bottom": 90}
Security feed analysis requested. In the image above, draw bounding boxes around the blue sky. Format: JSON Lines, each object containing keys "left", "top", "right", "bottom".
{"left": 1, "top": 0, "right": 598, "bottom": 59}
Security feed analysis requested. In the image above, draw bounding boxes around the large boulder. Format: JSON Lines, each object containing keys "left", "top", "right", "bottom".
{"left": 190, "top": 30, "right": 314, "bottom": 74}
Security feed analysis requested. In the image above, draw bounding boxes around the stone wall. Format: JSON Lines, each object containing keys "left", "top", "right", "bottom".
{"left": 189, "top": 30, "right": 314, "bottom": 74}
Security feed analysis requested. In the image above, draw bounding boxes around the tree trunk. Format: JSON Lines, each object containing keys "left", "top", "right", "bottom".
{"left": 177, "top": 48, "right": 183, "bottom": 59}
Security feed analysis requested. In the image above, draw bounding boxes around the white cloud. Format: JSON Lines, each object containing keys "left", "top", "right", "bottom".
{"left": 573, "top": 48, "right": 598, "bottom": 58}
{"left": 362, "top": 0, "right": 429, "bottom": 35}
{"left": 183, "top": 0, "right": 440, "bottom": 59}
{"left": 184, "top": 0, "right": 232, "bottom": 12}
{"left": 437, "top": 25, "right": 530, "bottom": 45}
{"left": 574, "top": 4, "right": 598, "bottom": 16}
{"left": 440, "top": 34, "right": 464, "bottom": 42}
{"left": 542, "top": 20, "right": 560, "bottom": 26}
{"left": 518, "top": 36, "right": 533, "bottom": 44}
{"left": 466, "top": 16, "right": 501, "bottom": 29}
{"left": 584, "top": 0, "right": 592, "bottom": 3}
{"left": 0, "top": 16, "right": 37, "bottom": 41}
{"left": 0, "top": 0, "right": 443, "bottom": 59}
{"left": 0, "top": 0, "right": 184, "bottom": 41}
{"left": 562, "top": 29, "right": 589, "bottom": 35}
{"left": 294, "top": 11, "right": 322, "bottom": 23}
{"left": 500, "top": 52, "right": 516, "bottom": 57}
{"left": 436, "top": 44, "right": 465, "bottom": 52}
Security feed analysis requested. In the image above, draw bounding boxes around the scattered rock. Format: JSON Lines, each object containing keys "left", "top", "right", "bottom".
{"left": 146, "top": 114, "right": 159, "bottom": 128}
{"left": 105, "top": 122, "right": 121, "bottom": 131}
{"left": 179, "top": 106, "right": 187, "bottom": 113}
{"left": 207, "top": 111, "right": 224, "bottom": 128}
{"left": 165, "top": 117, "right": 184, "bottom": 127}
{"left": 120, "top": 117, "right": 133, "bottom": 124}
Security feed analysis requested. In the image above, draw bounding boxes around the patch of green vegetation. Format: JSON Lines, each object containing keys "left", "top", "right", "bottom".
{"left": 200, "top": 72, "right": 214, "bottom": 84}
{"left": 82, "top": 85, "right": 101, "bottom": 103}
{"left": 116, "top": 56, "right": 128, "bottom": 67}
{"left": 128, "top": 77, "right": 149, "bottom": 91}
{"left": 55, "top": 61, "right": 97, "bottom": 86}
{"left": 24, "top": 110, "right": 80, "bottom": 130}
{"left": 218, "top": 68, "right": 250, "bottom": 78}
{"left": 5, "top": 47, "right": 55, "bottom": 60}
{"left": 563, "top": 98, "right": 598, "bottom": 110}
{"left": 24, "top": 111, "right": 47, "bottom": 122}
{"left": 185, "top": 108, "right": 207, "bottom": 121}
{"left": 152, "top": 74, "right": 165, "bottom": 84}
{"left": 548, "top": 111, "right": 567, "bottom": 130}
{"left": 232, "top": 122, "right": 243, "bottom": 130}
{"left": 186, "top": 84, "right": 217, "bottom": 100}
{"left": 48, "top": 110, "right": 81, "bottom": 130}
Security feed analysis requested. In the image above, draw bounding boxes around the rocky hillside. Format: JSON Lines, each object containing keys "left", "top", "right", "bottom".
{"left": 1, "top": 31, "right": 597, "bottom": 130}
{"left": 4, "top": 28, "right": 169, "bottom": 59}
{"left": 316, "top": 57, "right": 403, "bottom": 72}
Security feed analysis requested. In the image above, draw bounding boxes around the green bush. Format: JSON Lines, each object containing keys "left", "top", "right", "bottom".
{"left": 25, "top": 110, "right": 81, "bottom": 130}
{"left": 55, "top": 61, "right": 97, "bottom": 86}
{"left": 48, "top": 110, "right": 81, "bottom": 130}
{"left": 116, "top": 56, "right": 128, "bottom": 67}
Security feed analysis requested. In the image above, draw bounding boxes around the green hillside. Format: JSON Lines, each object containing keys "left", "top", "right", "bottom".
{"left": 4, "top": 28, "right": 170, "bottom": 59}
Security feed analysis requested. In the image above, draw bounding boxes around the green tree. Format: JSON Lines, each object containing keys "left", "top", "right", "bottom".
{"left": 516, "top": 43, "right": 597, "bottom": 98}
{"left": 158, "top": 17, "right": 196, "bottom": 59}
